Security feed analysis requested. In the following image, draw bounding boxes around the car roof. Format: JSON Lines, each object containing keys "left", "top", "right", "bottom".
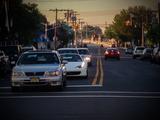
{"left": 77, "top": 48, "right": 89, "bottom": 50}
{"left": 106, "top": 47, "right": 118, "bottom": 50}
{"left": 60, "top": 53, "right": 80, "bottom": 56}
{"left": 58, "top": 48, "right": 78, "bottom": 50}
{"left": 135, "top": 46, "right": 145, "bottom": 48}
{"left": 23, "top": 49, "right": 57, "bottom": 54}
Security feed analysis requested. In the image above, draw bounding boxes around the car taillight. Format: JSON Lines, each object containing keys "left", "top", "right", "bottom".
{"left": 105, "top": 51, "right": 109, "bottom": 54}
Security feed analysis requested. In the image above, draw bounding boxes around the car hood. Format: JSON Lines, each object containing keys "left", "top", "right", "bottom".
{"left": 65, "top": 62, "right": 84, "bottom": 70}
{"left": 80, "top": 55, "right": 91, "bottom": 59}
{"left": 13, "top": 64, "right": 60, "bottom": 72}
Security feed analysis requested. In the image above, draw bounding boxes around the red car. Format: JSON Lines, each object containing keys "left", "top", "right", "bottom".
{"left": 104, "top": 48, "right": 120, "bottom": 60}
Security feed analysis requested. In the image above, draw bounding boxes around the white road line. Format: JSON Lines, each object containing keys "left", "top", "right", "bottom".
{"left": 1, "top": 91, "right": 160, "bottom": 96}
{"left": 67, "top": 84, "right": 102, "bottom": 88}
{"left": 0, "top": 84, "right": 102, "bottom": 90}
{"left": 0, "top": 87, "right": 11, "bottom": 89}
{"left": 0, "top": 95, "right": 160, "bottom": 99}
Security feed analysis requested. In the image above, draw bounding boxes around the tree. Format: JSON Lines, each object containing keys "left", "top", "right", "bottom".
{"left": 0, "top": 0, "right": 47, "bottom": 45}
{"left": 47, "top": 21, "right": 74, "bottom": 49}
{"left": 12, "top": 2, "right": 47, "bottom": 45}
{"left": 104, "top": 25, "right": 117, "bottom": 39}
{"left": 104, "top": 6, "right": 157, "bottom": 46}
{"left": 81, "top": 25, "right": 102, "bottom": 39}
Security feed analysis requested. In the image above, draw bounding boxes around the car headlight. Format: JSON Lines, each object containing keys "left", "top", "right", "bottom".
{"left": 12, "top": 71, "right": 25, "bottom": 77}
{"left": 45, "top": 70, "right": 61, "bottom": 77}
{"left": 85, "top": 57, "right": 91, "bottom": 61}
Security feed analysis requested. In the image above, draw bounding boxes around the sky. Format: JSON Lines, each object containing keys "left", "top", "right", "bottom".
{"left": 24, "top": 0, "right": 158, "bottom": 28}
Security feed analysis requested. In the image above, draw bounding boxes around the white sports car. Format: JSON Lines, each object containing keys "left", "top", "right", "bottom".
{"left": 61, "top": 53, "right": 88, "bottom": 78}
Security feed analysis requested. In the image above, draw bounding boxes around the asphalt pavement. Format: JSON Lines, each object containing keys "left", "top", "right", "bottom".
{"left": 0, "top": 44, "right": 160, "bottom": 120}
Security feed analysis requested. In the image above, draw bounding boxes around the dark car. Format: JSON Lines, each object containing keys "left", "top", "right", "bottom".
{"left": 125, "top": 47, "right": 133, "bottom": 54}
{"left": 140, "top": 48, "right": 153, "bottom": 60}
{"left": 0, "top": 45, "right": 22, "bottom": 66}
{"left": 0, "top": 50, "right": 11, "bottom": 78}
{"left": 104, "top": 48, "right": 120, "bottom": 60}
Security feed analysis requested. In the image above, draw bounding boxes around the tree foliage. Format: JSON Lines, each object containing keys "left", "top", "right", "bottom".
{"left": 81, "top": 25, "right": 102, "bottom": 39}
{"left": 6, "top": 0, "right": 47, "bottom": 45}
{"left": 104, "top": 6, "right": 158, "bottom": 45}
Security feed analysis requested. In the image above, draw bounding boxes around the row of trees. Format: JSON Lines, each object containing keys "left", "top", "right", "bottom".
{"left": 0, "top": 0, "right": 47, "bottom": 45}
{"left": 0, "top": 0, "right": 102, "bottom": 47}
{"left": 104, "top": 6, "right": 160, "bottom": 47}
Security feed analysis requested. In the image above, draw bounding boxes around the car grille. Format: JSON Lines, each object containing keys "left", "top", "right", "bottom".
{"left": 67, "top": 71, "right": 81, "bottom": 75}
{"left": 25, "top": 72, "right": 44, "bottom": 76}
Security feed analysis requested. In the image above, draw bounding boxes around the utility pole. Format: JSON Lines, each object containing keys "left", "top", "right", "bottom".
{"left": 85, "top": 22, "right": 88, "bottom": 39}
{"left": 49, "top": 8, "right": 70, "bottom": 50}
{"left": 64, "top": 9, "right": 73, "bottom": 24}
{"left": 71, "top": 11, "right": 79, "bottom": 47}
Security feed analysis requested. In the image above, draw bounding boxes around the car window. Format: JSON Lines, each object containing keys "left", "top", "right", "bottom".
{"left": 78, "top": 49, "right": 89, "bottom": 55}
{"left": 58, "top": 50, "right": 78, "bottom": 54}
{"left": 17, "top": 53, "right": 59, "bottom": 65}
{"left": 62, "top": 54, "right": 82, "bottom": 62}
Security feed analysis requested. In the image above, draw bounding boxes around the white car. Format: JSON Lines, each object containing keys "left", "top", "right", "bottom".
{"left": 11, "top": 50, "right": 67, "bottom": 91}
{"left": 61, "top": 53, "right": 88, "bottom": 78}
{"left": 77, "top": 48, "right": 92, "bottom": 66}
{"left": 133, "top": 46, "right": 145, "bottom": 59}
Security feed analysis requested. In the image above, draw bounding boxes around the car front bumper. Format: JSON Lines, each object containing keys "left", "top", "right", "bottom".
{"left": 11, "top": 76, "right": 63, "bottom": 87}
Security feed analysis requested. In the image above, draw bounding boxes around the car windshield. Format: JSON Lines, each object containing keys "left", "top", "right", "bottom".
{"left": 62, "top": 54, "right": 82, "bottom": 62}
{"left": 78, "top": 49, "right": 89, "bottom": 55}
{"left": 17, "top": 53, "right": 59, "bottom": 65}
{"left": 58, "top": 50, "right": 78, "bottom": 54}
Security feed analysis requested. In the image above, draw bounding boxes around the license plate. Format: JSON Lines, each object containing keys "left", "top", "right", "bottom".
{"left": 31, "top": 77, "right": 39, "bottom": 82}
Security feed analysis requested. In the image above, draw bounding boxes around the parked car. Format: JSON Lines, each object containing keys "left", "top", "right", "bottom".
{"left": 156, "top": 50, "right": 160, "bottom": 64}
{"left": 104, "top": 48, "right": 120, "bottom": 60}
{"left": 77, "top": 48, "right": 92, "bottom": 66}
{"left": 0, "top": 50, "right": 11, "bottom": 78}
{"left": 132, "top": 46, "right": 145, "bottom": 59}
{"left": 125, "top": 47, "right": 133, "bottom": 54}
{"left": 140, "top": 48, "right": 153, "bottom": 60}
{"left": 57, "top": 48, "right": 79, "bottom": 55}
{"left": 11, "top": 50, "right": 67, "bottom": 91}
{"left": 0, "top": 45, "right": 22, "bottom": 66}
{"left": 151, "top": 47, "right": 160, "bottom": 64}
{"left": 61, "top": 53, "right": 88, "bottom": 78}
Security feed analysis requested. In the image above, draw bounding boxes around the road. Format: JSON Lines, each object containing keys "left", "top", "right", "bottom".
{"left": 0, "top": 44, "right": 160, "bottom": 120}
